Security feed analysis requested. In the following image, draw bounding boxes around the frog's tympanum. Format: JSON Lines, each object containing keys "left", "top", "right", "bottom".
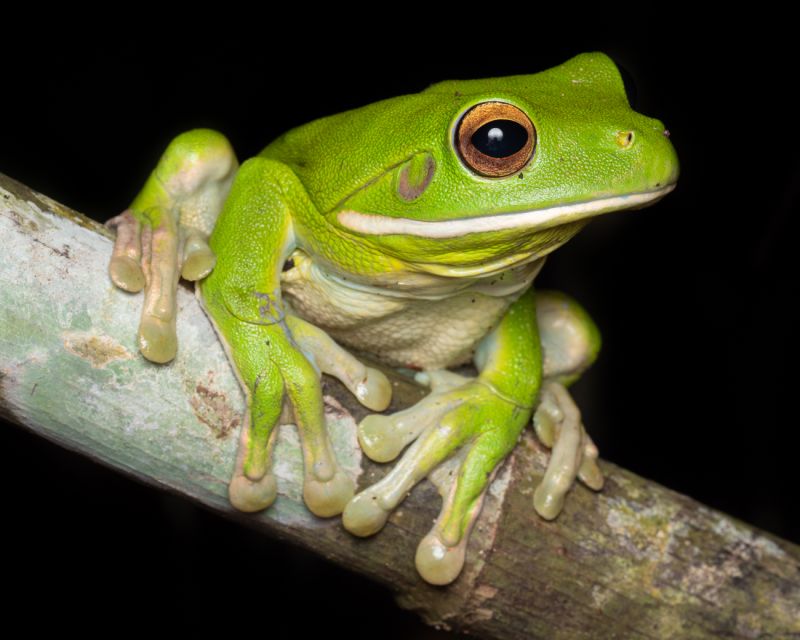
{"left": 107, "top": 53, "right": 678, "bottom": 585}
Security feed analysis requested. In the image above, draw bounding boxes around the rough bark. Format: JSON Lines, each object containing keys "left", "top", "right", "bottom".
{"left": 1, "top": 172, "right": 797, "bottom": 639}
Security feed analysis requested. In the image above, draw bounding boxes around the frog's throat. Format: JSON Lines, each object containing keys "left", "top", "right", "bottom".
{"left": 336, "top": 185, "right": 675, "bottom": 239}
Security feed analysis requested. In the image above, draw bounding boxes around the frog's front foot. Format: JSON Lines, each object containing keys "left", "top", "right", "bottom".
{"left": 344, "top": 370, "right": 530, "bottom": 585}
{"left": 344, "top": 289, "right": 606, "bottom": 584}
{"left": 106, "top": 129, "right": 237, "bottom": 363}
{"left": 217, "top": 311, "right": 392, "bottom": 518}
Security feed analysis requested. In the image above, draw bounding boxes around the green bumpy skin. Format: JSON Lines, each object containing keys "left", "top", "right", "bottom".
{"left": 107, "top": 52, "right": 678, "bottom": 585}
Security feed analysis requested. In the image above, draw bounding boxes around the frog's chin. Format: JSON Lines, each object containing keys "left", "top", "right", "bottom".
{"left": 336, "top": 184, "right": 675, "bottom": 240}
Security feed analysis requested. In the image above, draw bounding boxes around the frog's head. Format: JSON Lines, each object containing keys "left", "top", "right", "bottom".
{"left": 322, "top": 52, "right": 679, "bottom": 276}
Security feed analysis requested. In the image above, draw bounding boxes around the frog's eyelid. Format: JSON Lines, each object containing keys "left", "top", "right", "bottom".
{"left": 337, "top": 185, "right": 674, "bottom": 239}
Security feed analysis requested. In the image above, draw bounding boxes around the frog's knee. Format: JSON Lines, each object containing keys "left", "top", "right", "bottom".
{"left": 160, "top": 129, "right": 236, "bottom": 177}
{"left": 537, "top": 290, "right": 601, "bottom": 384}
{"left": 149, "top": 129, "right": 238, "bottom": 232}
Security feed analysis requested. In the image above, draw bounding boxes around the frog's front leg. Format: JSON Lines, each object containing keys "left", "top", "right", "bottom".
{"left": 199, "top": 157, "right": 390, "bottom": 517}
{"left": 107, "top": 129, "right": 238, "bottom": 362}
{"left": 343, "top": 289, "right": 605, "bottom": 585}
{"left": 343, "top": 288, "right": 542, "bottom": 585}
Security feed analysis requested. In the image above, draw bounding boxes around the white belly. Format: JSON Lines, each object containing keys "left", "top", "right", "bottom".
{"left": 280, "top": 251, "right": 543, "bottom": 369}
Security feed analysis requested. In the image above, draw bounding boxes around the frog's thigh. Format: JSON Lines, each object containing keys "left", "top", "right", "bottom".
{"left": 285, "top": 315, "right": 392, "bottom": 412}
{"left": 537, "top": 289, "right": 601, "bottom": 384}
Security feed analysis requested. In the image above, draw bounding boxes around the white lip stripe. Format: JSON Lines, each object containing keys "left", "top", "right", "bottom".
{"left": 337, "top": 184, "right": 675, "bottom": 238}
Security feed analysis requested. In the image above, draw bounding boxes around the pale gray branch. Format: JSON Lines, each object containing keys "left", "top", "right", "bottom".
{"left": 1, "top": 173, "right": 797, "bottom": 639}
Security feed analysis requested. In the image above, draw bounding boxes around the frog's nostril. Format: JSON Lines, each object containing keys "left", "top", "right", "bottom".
{"left": 615, "top": 131, "right": 634, "bottom": 149}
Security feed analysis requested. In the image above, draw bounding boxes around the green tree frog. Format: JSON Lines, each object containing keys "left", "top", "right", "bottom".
{"left": 106, "top": 52, "right": 678, "bottom": 585}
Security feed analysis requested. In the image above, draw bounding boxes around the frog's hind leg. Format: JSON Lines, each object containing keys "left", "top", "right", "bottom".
{"left": 107, "top": 129, "right": 238, "bottom": 363}
{"left": 533, "top": 290, "right": 604, "bottom": 520}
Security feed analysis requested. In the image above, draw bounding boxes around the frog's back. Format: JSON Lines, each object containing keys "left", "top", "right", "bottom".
{"left": 258, "top": 91, "right": 458, "bottom": 213}
{"left": 257, "top": 92, "right": 449, "bottom": 212}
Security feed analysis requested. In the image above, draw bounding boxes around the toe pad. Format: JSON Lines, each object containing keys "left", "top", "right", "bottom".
{"left": 304, "top": 471, "right": 355, "bottom": 518}
{"left": 342, "top": 491, "right": 391, "bottom": 537}
{"left": 415, "top": 532, "right": 467, "bottom": 586}
{"left": 229, "top": 473, "right": 278, "bottom": 513}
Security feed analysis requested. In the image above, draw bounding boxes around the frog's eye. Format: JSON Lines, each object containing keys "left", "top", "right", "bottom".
{"left": 455, "top": 102, "right": 535, "bottom": 177}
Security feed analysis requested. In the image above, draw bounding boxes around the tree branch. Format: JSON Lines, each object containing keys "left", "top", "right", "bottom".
{"left": 1, "top": 173, "right": 797, "bottom": 639}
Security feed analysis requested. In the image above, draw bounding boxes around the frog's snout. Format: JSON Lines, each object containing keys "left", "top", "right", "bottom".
{"left": 654, "top": 125, "right": 680, "bottom": 187}
{"left": 623, "top": 117, "right": 680, "bottom": 189}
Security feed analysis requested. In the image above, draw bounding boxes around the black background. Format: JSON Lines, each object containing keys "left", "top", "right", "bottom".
{"left": 1, "top": 22, "right": 797, "bottom": 637}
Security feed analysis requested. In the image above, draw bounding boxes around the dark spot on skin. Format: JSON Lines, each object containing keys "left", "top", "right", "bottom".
{"left": 518, "top": 172, "right": 524, "bottom": 179}
{"left": 454, "top": 91, "right": 462, "bottom": 97}
{"left": 253, "top": 291, "right": 285, "bottom": 324}
{"left": 282, "top": 258, "right": 295, "bottom": 272}
{"left": 471, "top": 298, "right": 476, "bottom": 303}
{"left": 655, "top": 182, "right": 661, "bottom": 187}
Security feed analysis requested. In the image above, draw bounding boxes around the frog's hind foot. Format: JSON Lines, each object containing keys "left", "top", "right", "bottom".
{"left": 532, "top": 381, "right": 604, "bottom": 520}
{"left": 107, "top": 210, "right": 146, "bottom": 292}
{"left": 106, "top": 129, "right": 237, "bottom": 364}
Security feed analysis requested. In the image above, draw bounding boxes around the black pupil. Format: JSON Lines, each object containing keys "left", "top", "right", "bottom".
{"left": 471, "top": 119, "right": 528, "bottom": 158}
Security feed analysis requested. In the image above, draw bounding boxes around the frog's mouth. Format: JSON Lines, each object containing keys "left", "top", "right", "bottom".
{"left": 336, "top": 184, "right": 675, "bottom": 239}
